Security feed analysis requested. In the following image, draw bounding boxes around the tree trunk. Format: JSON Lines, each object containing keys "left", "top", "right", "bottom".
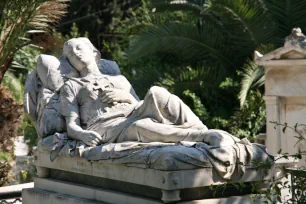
{"left": 0, "top": 57, "right": 13, "bottom": 84}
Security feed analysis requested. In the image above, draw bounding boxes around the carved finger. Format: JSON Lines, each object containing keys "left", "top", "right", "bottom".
{"left": 105, "top": 90, "right": 114, "bottom": 96}
{"left": 105, "top": 97, "right": 114, "bottom": 104}
{"left": 93, "top": 138, "right": 100, "bottom": 144}
{"left": 93, "top": 134, "right": 102, "bottom": 141}
{"left": 111, "top": 97, "right": 120, "bottom": 102}
{"left": 101, "top": 90, "right": 112, "bottom": 98}
{"left": 89, "top": 140, "right": 98, "bottom": 146}
{"left": 101, "top": 95, "right": 111, "bottom": 102}
{"left": 103, "top": 89, "right": 114, "bottom": 93}
{"left": 106, "top": 92, "right": 116, "bottom": 98}
{"left": 90, "top": 133, "right": 101, "bottom": 141}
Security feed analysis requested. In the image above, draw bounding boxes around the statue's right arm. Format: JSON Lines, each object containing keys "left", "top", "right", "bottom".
{"left": 60, "top": 82, "right": 102, "bottom": 146}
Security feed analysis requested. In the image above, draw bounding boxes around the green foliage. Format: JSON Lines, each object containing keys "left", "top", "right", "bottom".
{"left": 182, "top": 90, "right": 209, "bottom": 121}
{"left": 21, "top": 116, "right": 38, "bottom": 150}
{"left": 104, "top": 3, "right": 245, "bottom": 134}
{"left": 2, "top": 72, "right": 24, "bottom": 103}
{"left": 113, "top": 0, "right": 306, "bottom": 138}
{"left": 2, "top": 44, "right": 43, "bottom": 104}
{"left": 228, "top": 91, "right": 266, "bottom": 140}
{"left": 0, "top": 0, "right": 69, "bottom": 83}
{"left": 11, "top": 45, "right": 43, "bottom": 74}
{"left": 248, "top": 122, "right": 306, "bottom": 204}
{"left": 129, "top": 22, "right": 231, "bottom": 65}
{"left": 239, "top": 60, "right": 264, "bottom": 107}
{"left": 4, "top": 44, "right": 43, "bottom": 149}
{"left": 0, "top": 0, "right": 69, "bottom": 186}
{"left": 56, "top": 0, "right": 141, "bottom": 54}
{"left": 0, "top": 152, "right": 13, "bottom": 162}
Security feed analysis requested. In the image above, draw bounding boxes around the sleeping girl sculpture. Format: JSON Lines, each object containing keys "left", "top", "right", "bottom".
{"left": 24, "top": 37, "right": 272, "bottom": 181}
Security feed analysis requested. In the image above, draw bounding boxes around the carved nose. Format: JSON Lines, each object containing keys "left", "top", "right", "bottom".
{"left": 73, "top": 48, "right": 80, "bottom": 56}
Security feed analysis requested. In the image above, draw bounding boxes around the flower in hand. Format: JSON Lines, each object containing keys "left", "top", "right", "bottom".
{"left": 101, "top": 88, "right": 133, "bottom": 104}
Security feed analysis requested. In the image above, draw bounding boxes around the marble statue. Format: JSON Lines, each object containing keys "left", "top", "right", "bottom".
{"left": 22, "top": 36, "right": 295, "bottom": 204}
{"left": 25, "top": 37, "right": 240, "bottom": 147}
{"left": 59, "top": 38, "right": 240, "bottom": 147}
{"left": 24, "top": 37, "right": 272, "bottom": 182}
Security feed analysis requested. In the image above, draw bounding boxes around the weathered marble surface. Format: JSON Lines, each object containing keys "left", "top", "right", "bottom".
{"left": 28, "top": 151, "right": 296, "bottom": 203}
{"left": 24, "top": 37, "right": 261, "bottom": 154}
{"left": 23, "top": 178, "right": 266, "bottom": 204}
{"left": 39, "top": 135, "right": 271, "bottom": 181}
{"left": 25, "top": 37, "right": 242, "bottom": 147}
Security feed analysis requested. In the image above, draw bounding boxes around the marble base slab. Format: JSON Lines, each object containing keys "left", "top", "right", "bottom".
{"left": 22, "top": 188, "right": 103, "bottom": 204}
{"left": 35, "top": 151, "right": 273, "bottom": 190}
{"left": 32, "top": 151, "right": 297, "bottom": 203}
{"left": 23, "top": 178, "right": 265, "bottom": 204}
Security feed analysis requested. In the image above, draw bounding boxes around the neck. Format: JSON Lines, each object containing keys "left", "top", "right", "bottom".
{"left": 79, "top": 62, "right": 102, "bottom": 78}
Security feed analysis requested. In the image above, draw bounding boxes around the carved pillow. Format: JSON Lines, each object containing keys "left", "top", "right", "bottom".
{"left": 37, "top": 55, "right": 79, "bottom": 92}
{"left": 36, "top": 88, "right": 66, "bottom": 137}
{"left": 99, "top": 59, "right": 121, "bottom": 75}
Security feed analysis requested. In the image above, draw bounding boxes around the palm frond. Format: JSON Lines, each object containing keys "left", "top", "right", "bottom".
{"left": 29, "top": 0, "right": 70, "bottom": 31}
{"left": 0, "top": 0, "right": 69, "bottom": 83}
{"left": 264, "top": 0, "right": 306, "bottom": 44}
{"left": 132, "top": 65, "right": 165, "bottom": 99}
{"left": 239, "top": 59, "right": 264, "bottom": 107}
{"left": 160, "top": 65, "right": 224, "bottom": 94}
{"left": 205, "top": 0, "right": 276, "bottom": 50}
{"left": 128, "top": 22, "right": 233, "bottom": 67}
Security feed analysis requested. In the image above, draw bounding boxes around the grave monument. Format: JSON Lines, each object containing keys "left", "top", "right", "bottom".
{"left": 21, "top": 37, "right": 292, "bottom": 203}
{"left": 256, "top": 28, "right": 306, "bottom": 166}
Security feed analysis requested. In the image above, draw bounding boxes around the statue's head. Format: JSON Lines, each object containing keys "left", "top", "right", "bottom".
{"left": 62, "top": 38, "right": 101, "bottom": 72}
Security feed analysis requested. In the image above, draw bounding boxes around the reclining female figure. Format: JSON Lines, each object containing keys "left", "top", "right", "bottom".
{"left": 60, "top": 38, "right": 239, "bottom": 146}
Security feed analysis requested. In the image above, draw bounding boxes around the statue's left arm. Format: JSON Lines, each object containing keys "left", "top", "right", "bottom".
{"left": 60, "top": 81, "right": 102, "bottom": 146}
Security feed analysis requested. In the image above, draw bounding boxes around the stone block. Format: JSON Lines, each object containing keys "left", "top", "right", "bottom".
{"left": 24, "top": 179, "right": 265, "bottom": 204}
{"left": 22, "top": 188, "right": 103, "bottom": 204}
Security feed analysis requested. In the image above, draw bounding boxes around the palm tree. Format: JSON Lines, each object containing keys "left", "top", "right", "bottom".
{"left": 127, "top": 0, "right": 306, "bottom": 133}
{"left": 129, "top": 0, "right": 306, "bottom": 102}
{"left": 0, "top": 0, "right": 70, "bottom": 84}
{"left": 0, "top": 0, "right": 69, "bottom": 186}
{"left": 129, "top": 0, "right": 277, "bottom": 66}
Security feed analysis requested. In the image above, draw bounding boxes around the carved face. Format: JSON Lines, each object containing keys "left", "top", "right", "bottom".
{"left": 63, "top": 39, "right": 98, "bottom": 72}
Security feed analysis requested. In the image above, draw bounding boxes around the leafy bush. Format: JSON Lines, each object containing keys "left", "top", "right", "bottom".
{"left": 228, "top": 91, "right": 266, "bottom": 140}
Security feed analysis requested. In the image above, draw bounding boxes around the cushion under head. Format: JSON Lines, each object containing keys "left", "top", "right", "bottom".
{"left": 99, "top": 59, "right": 121, "bottom": 75}
{"left": 37, "top": 55, "right": 79, "bottom": 92}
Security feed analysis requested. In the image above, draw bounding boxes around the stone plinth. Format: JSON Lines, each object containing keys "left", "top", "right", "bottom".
{"left": 21, "top": 150, "right": 297, "bottom": 204}
{"left": 22, "top": 178, "right": 266, "bottom": 204}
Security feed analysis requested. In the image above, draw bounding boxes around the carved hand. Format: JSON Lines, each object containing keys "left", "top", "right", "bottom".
{"left": 80, "top": 130, "right": 102, "bottom": 146}
{"left": 101, "top": 88, "right": 134, "bottom": 104}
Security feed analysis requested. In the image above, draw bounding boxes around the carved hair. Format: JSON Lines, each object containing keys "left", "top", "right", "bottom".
{"left": 62, "top": 37, "right": 101, "bottom": 64}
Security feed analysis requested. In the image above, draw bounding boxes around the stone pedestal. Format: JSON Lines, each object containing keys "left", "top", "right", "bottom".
{"left": 256, "top": 41, "right": 306, "bottom": 165}
{"left": 23, "top": 178, "right": 266, "bottom": 204}
{"left": 22, "top": 150, "right": 297, "bottom": 204}
{"left": 30, "top": 151, "right": 274, "bottom": 203}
